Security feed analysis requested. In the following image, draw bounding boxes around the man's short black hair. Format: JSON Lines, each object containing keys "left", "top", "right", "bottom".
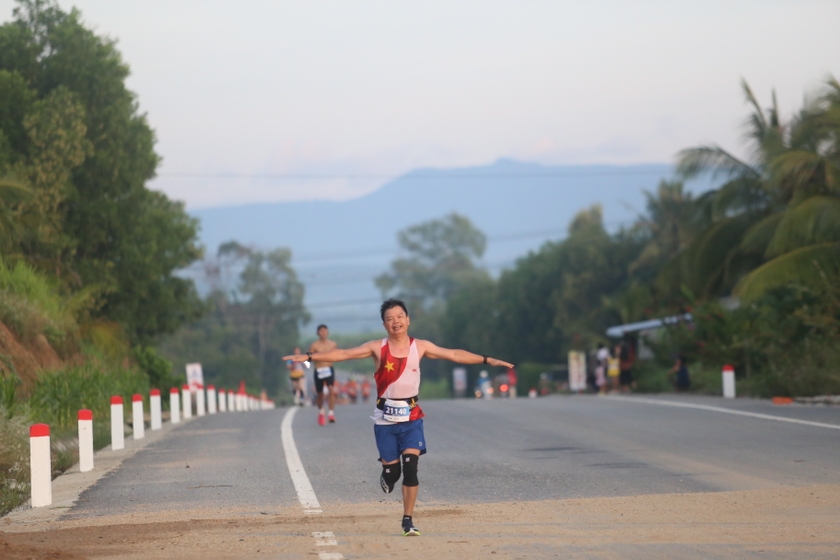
{"left": 380, "top": 299, "right": 408, "bottom": 321}
{"left": 316, "top": 324, "right": 328, "bottom": 332}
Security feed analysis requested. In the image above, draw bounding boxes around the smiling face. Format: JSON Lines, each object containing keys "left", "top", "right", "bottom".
{"left": 382, "top": 306, "right": 410, "bottom": 337}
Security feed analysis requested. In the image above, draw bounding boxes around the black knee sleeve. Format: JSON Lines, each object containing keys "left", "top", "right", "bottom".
{"left": 401, "top": 453, "right": 419, "bottom": 487}
{"left": 381, "top": 462, "right": 401, "bottom": 487}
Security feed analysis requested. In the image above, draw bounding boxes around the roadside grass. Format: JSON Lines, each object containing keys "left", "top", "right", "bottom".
{"left": 0, "top": 257, "right": 87, "bottom": 356}
{"left": 0, "top": 363, "right": 149, "bottom": 517}
{"left": 0, "top": 411, "right": 29, "bottom": 515}
{"left": 28, "top": 363, "right": 149, "bottom": 431}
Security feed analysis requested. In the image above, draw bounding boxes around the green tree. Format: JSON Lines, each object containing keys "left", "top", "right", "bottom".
{"left": 158, "top": 243, "right": 309, "bottom": 397}
{"left": 0, "top": 0, "right": 204, "bottom": 342}
{"left": 675, "top": 77, "right": 840, "bottom": 302}
{"left": 375, "top": 212, "right": 488, "bottom": 311}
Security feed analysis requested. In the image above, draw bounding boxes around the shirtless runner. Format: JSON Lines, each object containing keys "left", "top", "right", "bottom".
{"left": 284, "top": 298, "right": 513, "bottom": 536}
{"left": 309, "top": 324, "right": 338, "bottom": 425}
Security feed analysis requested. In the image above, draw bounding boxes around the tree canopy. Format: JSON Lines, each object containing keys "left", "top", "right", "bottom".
{"left": 0, "top": 0, "right": 203, "bottom": 343}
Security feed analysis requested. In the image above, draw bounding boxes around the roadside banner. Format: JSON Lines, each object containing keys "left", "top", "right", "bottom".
{"left": 452, "top": 367, "right": 467, "bottom": 398}
{"left": 568, "top": 351, "right": 587, "bottom": 392}
{"left": 185, "top": 363, "right": 204, "bottom": 393}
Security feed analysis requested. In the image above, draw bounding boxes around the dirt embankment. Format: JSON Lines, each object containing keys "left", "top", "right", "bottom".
{"left": 0, "top": 322, "right": 64, "bottom": 388}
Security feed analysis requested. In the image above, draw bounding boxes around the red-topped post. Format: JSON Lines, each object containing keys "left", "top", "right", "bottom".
{"left": 722, "top": 364, "right": 736, "bottom": 399}
{"left": 29, "top": 423, "right": 52, "bottom": 507}
{"left": 150, "top": 389, "right": 162, "bottom": 430}
{"left": 170, "top": 387, "right": 181, "bottom": 424}
{"left": 182, "top": 384, "right": 192, "bottom": 419}
{"left": 196, "top": 383, "right": 206, "bottom": 417}
{"left": 78, "top": 409, "right": 93, "bottom": 472}
{"left": 132, "top": 394, "right": 145, "bottom": 440}
{"left": 110, "top": 396, "right": 124, "bottom": 450}
{"left": 207, "top": 385, "right": 217, "bottom": 414}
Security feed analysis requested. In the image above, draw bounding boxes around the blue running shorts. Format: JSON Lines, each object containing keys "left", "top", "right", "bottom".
{"left": 374, "top": 419, "right": 427, "bottom": 463}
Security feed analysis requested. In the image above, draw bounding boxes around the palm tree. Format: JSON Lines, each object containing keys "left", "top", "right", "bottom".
{"left": 736, "top": 78, "right": 840, "bottom": 300}
{"left": 670, "top": 77, "right": 840, "bottom": 302}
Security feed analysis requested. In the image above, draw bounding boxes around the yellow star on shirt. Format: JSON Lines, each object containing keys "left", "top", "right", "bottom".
{"left": 384, "top": 361, "right": 395, "bottom": 372}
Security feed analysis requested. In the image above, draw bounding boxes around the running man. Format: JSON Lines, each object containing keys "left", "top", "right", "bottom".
{"left": 309, "top": 324, "right": 338, "bottom": 425}
{"left": 284, "top": 298, "right": 513, "bottom": 537}
{"left": 287, "top": 346, "right": 307, "bottom": 406}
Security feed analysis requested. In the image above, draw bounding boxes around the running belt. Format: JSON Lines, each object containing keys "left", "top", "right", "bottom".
{"left": 375, "top": 396, "right": 419, "bottom": 410}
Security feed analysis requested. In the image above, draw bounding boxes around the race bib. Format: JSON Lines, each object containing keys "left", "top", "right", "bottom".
{"left": 316, "top": 367, "right": 333, "bottom": 379}
{"left": 382, "top": 399, "right": 411, "bottom": 423}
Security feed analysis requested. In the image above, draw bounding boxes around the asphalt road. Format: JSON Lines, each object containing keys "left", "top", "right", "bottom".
{"left": 64, "top": 394, "right": 840, "bottom": 520}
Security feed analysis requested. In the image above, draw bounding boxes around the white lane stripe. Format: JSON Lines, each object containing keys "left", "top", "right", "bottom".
{"left": 607, "top": 396, "right": 840, "bottom": 430}
{"left": 281, "top": 407, "right": 323, "bottom": 513}
{"left": 319, "top": 553, "right": 345, "bottom": 560}
{"left": 313, "top": 531, "right": 338, "bottom": 546}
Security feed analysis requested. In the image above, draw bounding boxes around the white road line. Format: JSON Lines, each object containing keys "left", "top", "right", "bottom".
{"left": 607, "top": 396, "right": 840, "bottom": 431}
{"left": 281, "top": 407, "right": 322, "bottom": 514}
{"left": 313, "top": 531, "right": 338, "bottom": 546}
{"left": 318, "top": 553, "right": 345, "bottom": 560}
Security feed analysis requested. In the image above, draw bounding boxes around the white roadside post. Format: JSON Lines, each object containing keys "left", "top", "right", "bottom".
{"left": 229, "top": 390, "right": 236, "bottom": 412}
{"left": 110, "top": 396, "right": 125, "bottom": 450}
{"left": 29, "top": 423, "right": 52, "bottom": 508}
{"left": 132, "top": 394, "right": 145, "bottom": 440}
{"left": 722, "top": 364, "right": 736, "bottom": 399}
{"left": 78, "top": 410, "right": 94, "bottom": 473}
{"left": 207, "top": 385, "right": 217, "bottom": 414}
{"left": 170, "top": 387, "right": 181, "bottom": 424}
{"left": 150, "top": 389, "right": 162, "bottom": 430}
{"left": 196, "top": 385, "right": 206, "bottom": 417}
{"left": 182, "top": 384, "right": 192, "bottom": 419}
{"left": 218, "top": 389, "right": 227, "bottom": 412}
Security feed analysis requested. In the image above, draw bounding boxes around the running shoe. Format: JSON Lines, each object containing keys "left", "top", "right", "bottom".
{"left": 317, "top": 411, "right": 325, "bottom": 426}
{"left": 328, "top": 412, "right": 336, "bottom": 423}
{"left": 401, "top": 516, "right": 420, "bottom": 536}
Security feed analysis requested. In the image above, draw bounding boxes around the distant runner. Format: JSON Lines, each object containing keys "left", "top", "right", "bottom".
{"left": 287, "top": 345, "right": 307, "bottom": 406}
{"left": 285, "top": 298, "right": 513, "bottom": 537}
{"left": 309, "top": 324, "right": 338, "bottom": 425}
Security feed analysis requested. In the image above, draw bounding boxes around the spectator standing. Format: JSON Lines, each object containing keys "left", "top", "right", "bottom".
{"left": 669, "top": 356, "right": 691, "bottom": 391}
{"left": 619, "top": 341, "right": 636, "bottom": 393}
{"left": 607, "top": 345, "right": 621, "bottom": 393}
{"left": 595, "top": 343, "right": 609, "bottom": 394}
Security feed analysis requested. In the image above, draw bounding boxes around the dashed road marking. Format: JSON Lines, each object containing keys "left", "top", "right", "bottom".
{"left": 313, "top": 531, "right": 338, "bottom": 546}
{"left": 608, "top": 396, "right": 840, "bottom": 430}
{"left": 282, "top": 409, "right": 346, "bottom": 558}
{"left": 281, "top": 407, "right": 322, "bottom": 514}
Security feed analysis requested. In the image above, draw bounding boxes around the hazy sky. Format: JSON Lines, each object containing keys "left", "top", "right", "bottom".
{"left": 2, "top": 0, "right": 838, "bottom": 209}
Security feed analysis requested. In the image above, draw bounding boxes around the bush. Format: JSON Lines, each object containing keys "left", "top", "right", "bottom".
{"left": 133, "top": 345, "right": 179, "bottom": 392}
{"left": 28, "top": 363, "right": 149, "bottom": 431}
{"left": 648, "top": 283, "right": 840, "bottom": 397}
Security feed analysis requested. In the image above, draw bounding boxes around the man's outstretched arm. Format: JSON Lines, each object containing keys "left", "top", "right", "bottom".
{"left": 419, "top": 340, "right": 513, "bottom": 368}
{"left": 283, "top": 341, "right": 377, "bottom": 364}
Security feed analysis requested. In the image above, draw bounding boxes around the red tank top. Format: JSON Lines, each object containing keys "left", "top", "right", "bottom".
{"left": 374, "top": 338, "right": 424, "bottom": 421}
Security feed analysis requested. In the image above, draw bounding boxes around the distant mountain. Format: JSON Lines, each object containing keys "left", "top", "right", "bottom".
{"left": 190, "top": 159, "right": 713, "bottom": 333}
